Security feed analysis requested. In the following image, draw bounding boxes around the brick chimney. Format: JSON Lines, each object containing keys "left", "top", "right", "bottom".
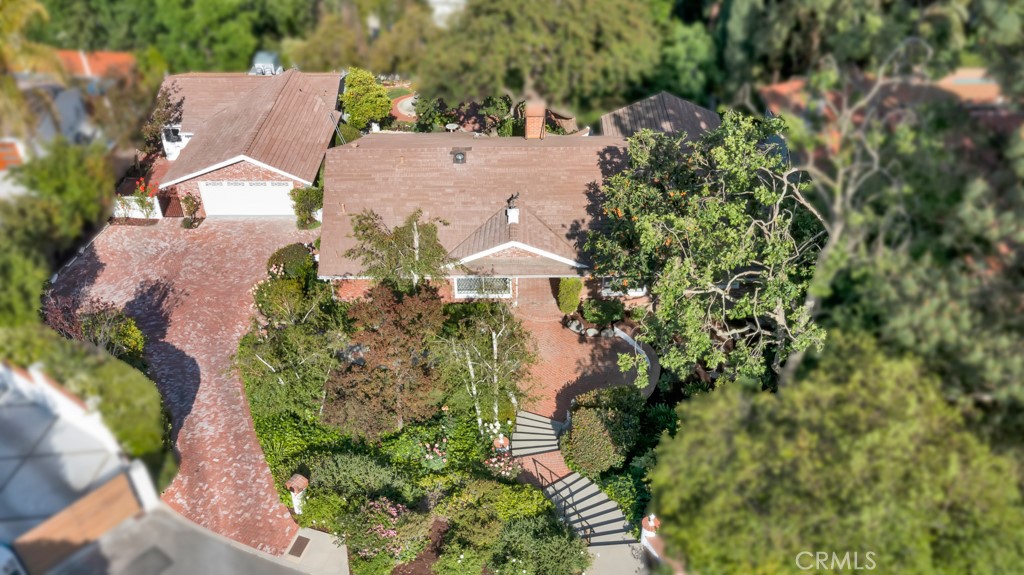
{"left": 525, "top": 101, "right": 546, "bottom": 140}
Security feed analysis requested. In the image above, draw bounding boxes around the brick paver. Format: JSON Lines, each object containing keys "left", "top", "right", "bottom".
{"left": 53, "top": 218, "right": 314, "bottom": 555}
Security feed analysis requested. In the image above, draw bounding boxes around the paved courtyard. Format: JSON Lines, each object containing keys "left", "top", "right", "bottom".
{"left": 53, "top": 218, "right": 315, "bottom": 555}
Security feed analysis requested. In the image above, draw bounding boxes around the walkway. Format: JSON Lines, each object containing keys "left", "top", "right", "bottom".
{"left": 512, "top": 299, "right": 657, "bottom": 575}
{"left": 52, "top": 219, "right": 315, "bottom": 555}
{"left": 391, "top": 94, "right": 416, "bottom": 123}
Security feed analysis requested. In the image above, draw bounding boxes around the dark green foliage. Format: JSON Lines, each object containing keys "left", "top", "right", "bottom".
{"left": 0, "top": 325, "right": 165, "bottom": 459}
{"left": 346, "top": 209, "right": 453, "bottom": 294}
{"left": 338, "top": 123, "right": 362, "bottom": 144}
{"left": 0, "top": 246, "right": 47, "bottom": 327}
{"left": 309, "top": 452, "right": 422, "bottom": 506}
{"left": 557, "top": 277, "right": 582, "bottom": 315}
{"left": 562, "top": 386, "right": 643, "bottom": 476}
{"left": 80, "top": 304, "right": 147, "bottom": 370}
{"left": 580, "top": 298, "right": 624, "bottom": 326}
{"left": 266, "top": 243, "right": 314, "bottom": 280}
{"left": 289, "top": 186, "right": 323, "bottom": 230}
{"left": 490, "top": 515, "right": 590, "bottom": 575}
{"left": 413, "top": 97, "right": 449, "bottom": 133}
{"left": 651, "top": 333, "right": 1024, "bottom": 574}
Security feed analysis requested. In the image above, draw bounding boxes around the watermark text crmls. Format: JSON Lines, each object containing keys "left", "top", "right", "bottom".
{"left": 796, "top": 551, "right": 877, "bottom": 571}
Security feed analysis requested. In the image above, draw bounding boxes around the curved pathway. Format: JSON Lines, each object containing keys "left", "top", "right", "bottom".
{"left": 391, "top": 94, "right": 416, "bottom": 123}
{"left": 53, "top": 219, "right": 315, "bottom": 555}
{"left": 512, "top": 307, "right": 659, "bottom": 575}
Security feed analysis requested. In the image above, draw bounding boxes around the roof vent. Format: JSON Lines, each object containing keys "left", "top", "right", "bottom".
{"left": 450, "top": 147, "right": 471, "bottom": 164}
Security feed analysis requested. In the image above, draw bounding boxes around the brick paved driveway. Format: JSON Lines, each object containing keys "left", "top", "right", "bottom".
{"left": 53, "top": 218, "right": 315, "bottom": 555}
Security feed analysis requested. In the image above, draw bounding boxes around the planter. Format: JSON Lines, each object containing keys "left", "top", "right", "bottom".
{"left": 110, "top": 217, "right": 160, "bottom": 226}
{"left": 493, "top": 434, "right": 510, "bottom": 452}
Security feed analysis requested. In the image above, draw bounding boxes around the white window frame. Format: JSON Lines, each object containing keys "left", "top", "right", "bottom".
{"left": 600, "top": 277, "right": 648, "bottom": 298}
{"left": 453, "top": 276, "right": 513, "bottom": 299}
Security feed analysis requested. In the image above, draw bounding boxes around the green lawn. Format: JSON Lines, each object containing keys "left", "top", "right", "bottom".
{"left": 387, "top": 87, "right": 413, "bottom": 99}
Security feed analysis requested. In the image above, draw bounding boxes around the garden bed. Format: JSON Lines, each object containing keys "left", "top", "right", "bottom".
{"left": 109, "top": 217, "right": 160, "bottom": 226}
{"left": 390, "top": 518, "right": 447, "bottom": 575}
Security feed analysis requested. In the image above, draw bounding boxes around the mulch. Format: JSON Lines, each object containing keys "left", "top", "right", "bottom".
{"left": 391, "top": 518, "right": 449, "bottom": 575}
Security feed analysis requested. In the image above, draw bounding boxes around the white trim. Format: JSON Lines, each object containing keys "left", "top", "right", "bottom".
{"left": 159, "top": 155, "right": 312, "bottom": 189}
{"left": 456, "top": 241, "right": 587, "bottom": 269}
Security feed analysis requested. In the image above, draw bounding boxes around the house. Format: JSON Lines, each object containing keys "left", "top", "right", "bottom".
{"left": 0, "top": 363, "right": 348, "bottom": 575}
{"left": 318, "top": 125, "right": 633, "bottom": 304}
{"left": 600, "top": 91, "right": 720, "bottom": 140}
{"left": 55, "top": 49, "right": 136, "bottom": 94}
{"left": 155, "top": 68, "right": 343, "bottom": 217}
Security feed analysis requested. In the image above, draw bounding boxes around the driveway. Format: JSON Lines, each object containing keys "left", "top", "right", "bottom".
{"left": 53, "top": 218, "right": 315, "bottom": 555}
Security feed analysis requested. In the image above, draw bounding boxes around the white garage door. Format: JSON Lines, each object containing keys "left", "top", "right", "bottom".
{"left": 199, "top": 180, "right": 295, "bottom": 216}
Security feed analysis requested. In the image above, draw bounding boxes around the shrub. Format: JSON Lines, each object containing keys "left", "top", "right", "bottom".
{"left": 180, "top": 191, "right": 201, "bottom": 227}
{"left": 80, "top": 303, "right": 146, "bottom": 369}
{"left": 432, "top": 544, "right": 486, "bottom": 575}
{"left": 253, "top": 277, "right": 306, "bottom": 324}
{"left": 580, "top": 298, "right": 625, "bottom": 326}
{"left": 557, "top": 277, "right": 583, "bottom": 314}
{"left": 341, "top": 67, "right": 391, "bottom": 130}
{"left": 297, "top": 491, "right": 349, "bottom": 530}
{"left": 267, "top": 243, "right": 314, "bottom": 279}
{"left": 598, "top": 469, "right": 650, "bottom": 536}
{"left": 338, "top": 122, "right": 362, "bottom": 144}
{"left": 491, "top": 515, "right": 590, "bottom": 575}
{"left": 338, "top": 497, "right": 410, "bottom": 561}
{"left": 562, "top": 386, "right": 643, "bottom": 476}
{"left": 310, "top": 452, "right": 422, "bottom": 506}
{"left": 290, "top": 186, "right": 323, "bottom": 229}
{"left": 494, "top": 484, "right": 552, "bottom": 522}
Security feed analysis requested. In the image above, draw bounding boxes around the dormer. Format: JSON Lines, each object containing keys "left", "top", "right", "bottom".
{"left": 161, "top": 125, "right": 192, "bottom": 160}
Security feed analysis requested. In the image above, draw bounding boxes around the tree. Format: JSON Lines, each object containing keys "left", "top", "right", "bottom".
{"left": 648, "top": 20, "right": 717, "bottom": 102}
{"left": 340, "top": 67, "right": 391, "bottom": 130}
{"left": 284, "top": 9, "right": 369, "bottom": 73}
{"left": 416, "top": 0, "right": 661, "bottom": 113}
{"left": 141, "top": 84, "right": 184, "bottom": 157}
{"left": 649, "top": 332, "right": 1024, "bottom": 575}
{"left": 587, "top": 113, "right": 826, "bottom": 387}
{"left": 150, "top": 0, "right": 258, "bottom": 72}
{"left": 0, "top": 243, "right": 48, "bottom": 327}
{"left": 434, "top": 302, "right": 536, "bottom": 430}
{"left": 6, "top": 138, "right": 113, "bottom": 263}
{"left": 323, "top": 284, "right": 444, "bottom": 440}
{"left": 975, "top": 0, "right": 1024, "bottom": 99}
{"left": 1, "top": 0, "right": 61, "bottom": 138}
{"left": 346, "top": 208, "right": 453, "bottom": 294}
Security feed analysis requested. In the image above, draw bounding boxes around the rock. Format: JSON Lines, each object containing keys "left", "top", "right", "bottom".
{"left": 567, "top": 320, "right": 584, "bottom": 333}
{"left": 586, "top": 328, "right": 600, "bottom": 337}
{"left": 600, "top": 328, "right": 615, "bottom": 338}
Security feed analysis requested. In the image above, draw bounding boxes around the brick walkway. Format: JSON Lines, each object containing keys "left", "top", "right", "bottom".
{"left": 52, "top": 218, "right": 314, "bottom": 555}
{"left": 391, "top": 94, "right": 416, "bottom": 123}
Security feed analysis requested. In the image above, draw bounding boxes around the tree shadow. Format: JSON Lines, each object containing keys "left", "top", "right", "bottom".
{"left": 550, "top": 331, "right": 639, "bottom": 422}
{"left": 123, "top": 279, "right": 199, "bottom": 446}
{"left": 50, "top": 240, "right": 106, "bottom": 301}
{"left": 565, "top": 145, "right": 627, "bottom": 265}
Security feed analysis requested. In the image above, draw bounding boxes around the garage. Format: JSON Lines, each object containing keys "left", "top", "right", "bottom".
{"left": 198, "top": 180, "right": 295, "bottom": 216}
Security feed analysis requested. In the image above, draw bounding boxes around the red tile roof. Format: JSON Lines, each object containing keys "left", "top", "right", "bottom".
{"left": 161, "top": 70, "right": 342, "bottom": 186}
{"left": 319, "top": 133, "right": 628, "bottom": 278}
{"left": 600, "top": 92, "right": 720, "bottom": 140}
{"left": 56, "top": 50, "right": 135, "bottom": 79}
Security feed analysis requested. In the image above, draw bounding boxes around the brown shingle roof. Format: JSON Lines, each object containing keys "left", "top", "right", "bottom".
{"left": 161, "top": 70, "right": 342, "bottom": 186}
{"left": 601, "top": 92, "right": 720, "bottom": 140}
{"left": 319, "top": 133, "right": 627, "bottom": 278}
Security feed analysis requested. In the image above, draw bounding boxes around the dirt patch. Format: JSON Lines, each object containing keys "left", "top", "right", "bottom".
{"left": 391, "top": 518, "right": 448, "bottom": 575}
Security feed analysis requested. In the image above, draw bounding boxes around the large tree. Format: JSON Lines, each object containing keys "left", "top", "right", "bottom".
{"left": 650, "top": 332, "right": 1024, "bottom": 575}
{"left": 346, "top": 208, "right": 453, "bottom": 294}
{"left": 416, "top": 0, "right": 660, "bottom": 113}
{"left": 339, "top": 66, "right": 391, "bottom": 130}
{"left": 434, "top": 302, "right": 536, "bottom": 430}
{"left": 323, "top": 284, "right": 444, "bottom": 440}
{"left": 588, "top": 112, "right": 826, "bottom": 387}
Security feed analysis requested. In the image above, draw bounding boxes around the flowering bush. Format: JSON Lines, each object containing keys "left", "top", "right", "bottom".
{"left": 484, "top": 449, "right": 522, "bottom": 479}
{"left": 346, "top": 497, "right": 408, "bottom": 559}
{"left": 483, "top": 419, "right": 513, "bottom": 441}
{"left": 419, "top": 439, "right": 449, "bottom": 472}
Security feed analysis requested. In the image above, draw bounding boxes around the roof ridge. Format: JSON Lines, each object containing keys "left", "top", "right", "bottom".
{"left": 520, "top": 203, "right": 577, "bottom": 256}
{"left": 240, "top": 70, "right": 297, "bottom": 156}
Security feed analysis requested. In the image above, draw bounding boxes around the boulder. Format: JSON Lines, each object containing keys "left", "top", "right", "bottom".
{"left": 585, "top": 327, "right": 600, "bottom": 337}
{"left": 600, "top": 328, "right": 615, "bottom": 338}
{"left": 567, "top": 320, "right": 584, "bottom": 334}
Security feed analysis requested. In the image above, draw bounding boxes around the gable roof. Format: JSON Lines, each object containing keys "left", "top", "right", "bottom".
{"left": 319, "top": 133, "right": 628, "bottom": 278}
{"left": 161, "top": 70, "right": 342, "bottom": 187}
{"left": 601, "top": 92, "right": 720, "bottom": 140}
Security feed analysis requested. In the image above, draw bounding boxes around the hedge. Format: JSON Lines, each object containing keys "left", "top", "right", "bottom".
{"left": 561, "top": 386, "right": 643, "bottom": 476}
{"left": 267, "top": 243, "right": 314, "bottom": 280}
{"left": 557, "top": 277, "right": 582, "bottom": 314}
{"left": 290, "top": 186, "right": 323, "bottom": 230}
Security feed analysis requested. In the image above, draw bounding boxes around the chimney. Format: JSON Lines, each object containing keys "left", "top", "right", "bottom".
{"left": 506, "top": 192, "right": 520, "bottom": 224}
{"left": 525, "top": 101, "right": 546, "bottom": 140}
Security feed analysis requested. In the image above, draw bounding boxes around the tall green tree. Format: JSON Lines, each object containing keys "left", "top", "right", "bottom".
{"left": 416, "top": 0, "right": 661, "bottom": 113}
{"left": 650, "top": 332, "right": 1024, "bottom": 575}
{"left": 339, "top": 66, "right": 391, "bottom": 130}
{"left": 588, "top": 113, "right": 826, "bottom": 387}
{"left": 346, "top": 208, "right": 453, "bottom": 294}
{"left": 323, "top": 284, "right": 444, "bottom": 440}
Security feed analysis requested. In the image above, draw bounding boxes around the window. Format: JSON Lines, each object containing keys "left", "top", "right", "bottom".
{"left": 600, "top": 277, "right": 647, "bottom": 298}
{"left": 162, "top": 127, "right": 181, "bottom": 143}
{"left": 454, "top": 277, "right": 512, "bottom": 299}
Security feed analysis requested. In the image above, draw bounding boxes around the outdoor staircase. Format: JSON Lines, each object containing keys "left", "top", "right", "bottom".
{"left": 511, "top": 411, "right": 637, "bottom": 547}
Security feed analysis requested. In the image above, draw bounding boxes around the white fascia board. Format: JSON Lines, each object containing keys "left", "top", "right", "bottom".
{"left": 455, "top": 241, "right": 587, "bottom": 269}
{"left": 159, "top": 155, "right": 312, "bottom": 189}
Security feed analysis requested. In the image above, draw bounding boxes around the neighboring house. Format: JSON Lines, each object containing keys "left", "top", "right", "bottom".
{"left": 156, "top": 68, "right": 343, "bottom": 217}
{"left": 0, "top": 363, "right": 347, "bottom": 575}
{"left": 600, "top": 91, "right": 720, "bottom": 140}
{"left": 55, "top": 49, "right": 136, "bottom": 94}
{"left": 318, "top": 125, "right": 628, "bottom": 303}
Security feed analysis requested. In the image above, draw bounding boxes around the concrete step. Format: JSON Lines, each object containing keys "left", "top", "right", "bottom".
{"left": 569, "top": 511, "right": 628, "bottom": 532}
{"left": 511, "top": 443, "right": 561, "bottom": 456}
{"left": 544, "top": 472, "right": 585, "bottom": 497}
{"left": 516, "top": 410, "right": 558, "bottom": 426}
{"left": 512, "top": 426, "right": 558, "bottom": 440}
{"left": 553, "top": 481, "right": 604, "bottom": 509}
{"left": 514, "top": 419, "right": 562, "bottom": 435}
{"left": 567, "top": 498, "right": 623, "bottom": 523}
{"left": 585, "top": 529, "right": 636, "bottom": 545}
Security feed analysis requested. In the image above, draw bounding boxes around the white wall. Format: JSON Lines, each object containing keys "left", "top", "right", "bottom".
{"left": 113, "top": 195, "right": 162, "bottom": 219}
